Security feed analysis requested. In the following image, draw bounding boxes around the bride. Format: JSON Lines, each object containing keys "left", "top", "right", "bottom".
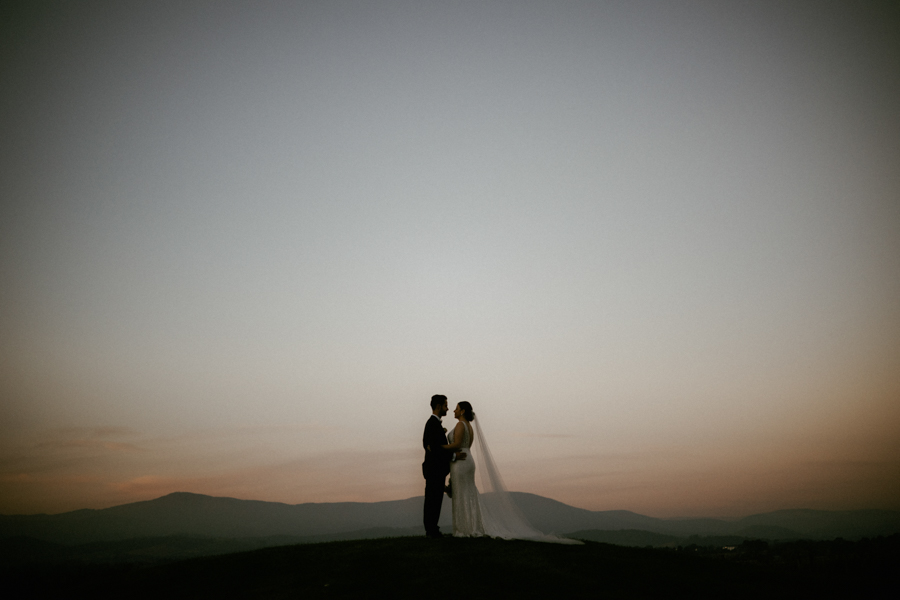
{"left": 441, "top": 402, "right": 581, "bottom": 544}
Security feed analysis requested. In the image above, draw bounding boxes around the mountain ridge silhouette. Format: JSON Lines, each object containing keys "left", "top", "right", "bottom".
{"left": 2, "top": 491, "right": 898, "bottom": 545}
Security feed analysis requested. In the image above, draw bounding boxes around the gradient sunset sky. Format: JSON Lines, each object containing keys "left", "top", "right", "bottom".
{"left": 2, "top": 0, "right": 898, "bottom": 518}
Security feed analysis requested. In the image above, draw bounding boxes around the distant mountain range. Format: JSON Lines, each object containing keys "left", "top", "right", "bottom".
{"left": 2, "top": 492, "right": 898, "bottom": 547}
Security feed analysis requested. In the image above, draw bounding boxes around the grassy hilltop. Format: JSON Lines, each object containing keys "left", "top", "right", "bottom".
{"left": 7, "top": 535, "right": 898, "bottom": 599}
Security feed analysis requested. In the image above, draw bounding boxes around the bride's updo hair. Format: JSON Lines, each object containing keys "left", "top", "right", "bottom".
{"left": 458, "top": 401, "right": 475, "bottom": 422}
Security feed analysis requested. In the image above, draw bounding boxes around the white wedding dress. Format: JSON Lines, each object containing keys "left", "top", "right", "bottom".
{"left": 448, "top": 417, "right": 582, "bottom": 545}
{"left": 448, "top": 422, "right": 486, "bottom": 537}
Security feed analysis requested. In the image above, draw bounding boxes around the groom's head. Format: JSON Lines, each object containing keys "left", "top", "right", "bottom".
{"left": 431, "top": 394, "right": 448, "bottom": 416}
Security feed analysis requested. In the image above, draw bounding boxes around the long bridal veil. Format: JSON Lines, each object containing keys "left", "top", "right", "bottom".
{"left": 471, "top": 415, "right": 583, "bottom": 545}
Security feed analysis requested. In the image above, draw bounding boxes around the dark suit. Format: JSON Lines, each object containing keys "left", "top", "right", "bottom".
{"left": 422, "top": 415, "right": 452, "bottom": 536}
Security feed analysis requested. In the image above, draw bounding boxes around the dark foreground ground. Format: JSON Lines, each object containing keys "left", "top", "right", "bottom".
{"left": 5, "top": 534, "right": 898, "bottom": 599}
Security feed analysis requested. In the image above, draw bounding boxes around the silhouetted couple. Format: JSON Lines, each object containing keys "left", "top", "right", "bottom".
{"left": 421, "top": 395, "right": 482, "bottom": 538}
{"left": 421, "top": 394, "right": 582, "bottom": 544}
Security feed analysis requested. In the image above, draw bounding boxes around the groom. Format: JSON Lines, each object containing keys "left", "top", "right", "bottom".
{"left": 422, "top": 394, "right": 465, "bottom": 538}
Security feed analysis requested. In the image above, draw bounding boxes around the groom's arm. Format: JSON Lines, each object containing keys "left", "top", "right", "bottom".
{"left": 423, "top": 421, "right": 432, "bottom": 451}
{"left": 423, "top": 419, "right": 443, "bottom": 453}
{"left": 424, "top": 420, "right": 452, "bottom": 459}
